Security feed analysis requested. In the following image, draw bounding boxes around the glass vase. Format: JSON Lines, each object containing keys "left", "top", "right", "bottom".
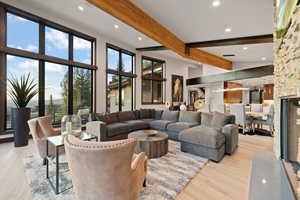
{"left": 61, "top": 114, "right": 82, "bottom": 136}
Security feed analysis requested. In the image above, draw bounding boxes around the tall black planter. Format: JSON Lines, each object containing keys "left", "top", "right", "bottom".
{"left": 12, "top": 107, "right": 30, "bottom": 147}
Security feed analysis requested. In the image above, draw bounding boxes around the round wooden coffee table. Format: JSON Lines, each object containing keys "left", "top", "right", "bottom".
{"left": 128, "top": 130, "right": 168, "bottom": 159}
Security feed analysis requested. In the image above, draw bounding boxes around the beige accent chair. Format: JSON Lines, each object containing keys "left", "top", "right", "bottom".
{"left": 251, "top": 104, "right": 263, "bottom": 112}
{"left": 64, "top": 135, "right": 147, "bottom": 200}
{"left": 28, "top": 116, "right": 61, "bottom": 163}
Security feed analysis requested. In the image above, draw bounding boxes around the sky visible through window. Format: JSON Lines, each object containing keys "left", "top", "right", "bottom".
{"left": 6, "top": 13, "right": 92, "bottom": 102}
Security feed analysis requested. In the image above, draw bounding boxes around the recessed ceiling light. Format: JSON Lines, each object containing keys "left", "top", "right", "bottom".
{"left": 138, "top": 37, "right": 142, "bottom": 41}
{"left": 212, "top": 0, "right": 221, "bottom": 7}
{"left": 78, "top": 5, "right": 84, "bottom": 11}
{"left": 114, "top": 24, "right": 119, "bottom": 29}
{"left": 225, "top": 27, "right": 232, "bottom": 33}
{"left": 243, "top": 47, "right": 248, "bottom": 50}
{"left": 261, "top": 57, "right": 267, "bottom": 61}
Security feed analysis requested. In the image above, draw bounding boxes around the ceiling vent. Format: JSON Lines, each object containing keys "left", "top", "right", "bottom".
{"left": 222, "top": 54, "right": 235, "bottom": 57}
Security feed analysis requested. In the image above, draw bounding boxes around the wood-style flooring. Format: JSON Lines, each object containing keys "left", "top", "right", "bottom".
{"left": 0, "top": 134, "right": 273, "bottom": 200}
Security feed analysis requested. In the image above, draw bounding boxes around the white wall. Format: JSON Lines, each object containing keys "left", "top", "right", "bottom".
{"left": 188, "top": 65, "right": 203, "bottom": 79}
{"left": 5, "top": 0, "right": 196, "bottom": 113}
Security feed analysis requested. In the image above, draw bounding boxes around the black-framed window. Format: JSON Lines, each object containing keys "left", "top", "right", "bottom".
{"left": 142, "top": 56, "right": 165, "bottom": 104}
{"left": 1, "top": 8, "right": 96, "bottom": 132}
{"left": 106, "top": 44, "right": 135, "bottom": 113}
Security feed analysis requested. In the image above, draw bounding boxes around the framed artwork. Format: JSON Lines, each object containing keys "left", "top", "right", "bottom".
{"left": 172, "top": 75, "right": 183, "bottom": 102}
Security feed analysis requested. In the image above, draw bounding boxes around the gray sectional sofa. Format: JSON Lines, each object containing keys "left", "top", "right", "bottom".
{"left": 88, "top": 109, "right": 239, "bottom": 162}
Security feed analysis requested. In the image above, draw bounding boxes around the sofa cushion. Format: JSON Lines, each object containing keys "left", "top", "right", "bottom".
{"left": 104, "top": 112, "right": 119, "bottom": 124}
{"left": 211, "top": 112, "right": 234, "bottom": 130}
{"left": 140, "top": 109, "right": 154, "bottom": 119}
{"left": 154, "top": 110, "right": 163, "bottom": 120}
{"left": 161, "top": 111, "right": 179, "bottom": 122}
{"left": 149, "top": 120, "right": 172, "bottom": 131}
{"left": 167, "top": 122, "right": 198, "bottom": 133}
{"left": 201, "top": 112, "right": 213, "bottom": 127}
{"left": 179, "top": 111, "right": 201, "bottom": 123}
{"left": 179, "top": 125, "right": 225, "bottom": 149}
{"left": 106, "top": 123, "right": 131, "bottom": 137}
{"left": 141, "top": 118, "right": 155, "bottom": 123}
{"left": 124, "top": 120, "right": 149, "bottom": 131}
{"left": 118, "top": 111, "right": 136, "bottom": 122}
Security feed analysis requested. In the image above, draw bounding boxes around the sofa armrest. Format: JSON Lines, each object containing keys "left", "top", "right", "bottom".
{"left": 86, "top": 121, "right": 107, "bottom": 141}
{"left": 222, "top": 124, "right": 239, "bottom": 155}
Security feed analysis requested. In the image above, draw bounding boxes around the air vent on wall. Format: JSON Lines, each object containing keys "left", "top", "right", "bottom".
{"left": 222, "top": 54, "right": 235, "bottom": 57}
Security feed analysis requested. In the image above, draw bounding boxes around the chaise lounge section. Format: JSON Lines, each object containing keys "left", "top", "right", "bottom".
{"left": 88, "top": 109, "right": 238, "bottom": 162}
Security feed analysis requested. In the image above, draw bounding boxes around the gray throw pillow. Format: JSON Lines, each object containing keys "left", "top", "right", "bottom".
{"left": 201, "top": 112, "right": 213, "bottom": 127}
{"left": 161, "top": 111, "right": 179, "bottom": 121}
{"left": 179, "top": 111, "right": 201, "bottom": 123}
{"left": 140, "top": 109, "right": 154, "bottom": 119}
{"left": 154, "top": 110, "right": 163, "bottom": 120}
{"left": 118, "top": 111, "right": 136, "bottom": 122}
{"left": 211, "top": 111, "right": 232, "bottom": 129}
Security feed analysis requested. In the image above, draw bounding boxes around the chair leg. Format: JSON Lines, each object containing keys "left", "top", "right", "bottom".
{"left": 143, "top": 179, "right": 146, "bottom": 187}
{"left": 243, "top": 125, "right": 245, "bottom": 134}
{"left": 43, "top": 158, "right": 47, "bottom": 166}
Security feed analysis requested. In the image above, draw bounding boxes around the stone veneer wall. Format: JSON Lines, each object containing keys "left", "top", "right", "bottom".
{"left": 274, "top": 6, "right": 300, "bottom": 158}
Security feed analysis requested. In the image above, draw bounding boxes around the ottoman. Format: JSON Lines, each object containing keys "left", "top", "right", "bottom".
{"left": 179, "top": 125, "right": 226, "bottom": 162}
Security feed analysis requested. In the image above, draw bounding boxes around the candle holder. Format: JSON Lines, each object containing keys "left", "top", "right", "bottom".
{"left": 61, "top": 115, "right": 82, "bottom": 136}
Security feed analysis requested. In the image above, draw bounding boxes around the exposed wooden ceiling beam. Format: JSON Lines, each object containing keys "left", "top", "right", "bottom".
{"left": 136, "top": 34, "right": 273, "bottom": 51}
{"left": 186, "top": 65, "right": 274, "bottom": 85}
{"left": 87, "top": 0, "right": 232, "bottom": 70}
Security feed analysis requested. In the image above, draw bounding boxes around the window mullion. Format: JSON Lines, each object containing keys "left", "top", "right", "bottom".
{"left": 0, "top": 6, "right": 6, "bottom": 133}
{"left": 118, "top": 50, "right": 122, "bottom": 111}
{"left": 39, "top": 23, "right": 45, "bottom": 116}
{"left": 68, "top": 35, "right": 73, "bottom": 115}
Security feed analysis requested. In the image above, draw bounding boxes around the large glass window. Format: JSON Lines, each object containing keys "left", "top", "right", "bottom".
{"left": 7, "top": 13, "right": 39, "bottom": 53}
{"left": 73, "top": 36, "right": 92, "bottom": 64}
{"left": 121, "top": 76, "right": 133, "bottom": 111}
{"left": 45, "top": 62, "right": 68, "bottom": 124}
{"left": 142, "top": 57, "right": 165, "bottom": 104}
{"left": 6, "top": 56, "right": 39, "bottom": 129}
{"left": 107, "top": 48, "right": 119, "bottom": 70}
{"left": 45, "top": 26, "right": 69, "bottom": 59}
{"left": 107, "top": 74, "right": 119, "bottom": 113}
{"left": 3, "top": 9, "right": 95, "bottom": 132}
{"left": 106, "top": 45, "right": 135, "bottom": 113}
{"left": 73, "top": 68, "right": 92, "bottom": 115}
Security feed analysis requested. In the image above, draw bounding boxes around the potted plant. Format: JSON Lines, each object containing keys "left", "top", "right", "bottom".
{"left": 8, "top": 73, "right": 38, "bottom": 147}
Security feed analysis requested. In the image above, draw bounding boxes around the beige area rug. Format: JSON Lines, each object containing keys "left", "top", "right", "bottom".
{"left": 24, "top": 141, "right": 208, "bottom": 200}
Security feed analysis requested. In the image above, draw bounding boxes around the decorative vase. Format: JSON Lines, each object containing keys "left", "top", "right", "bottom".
{"left": 12, "top": 107, "right": 31, "bottom": 147}
{"left": 61, "top": 115, "right": 82, "bottom": 136}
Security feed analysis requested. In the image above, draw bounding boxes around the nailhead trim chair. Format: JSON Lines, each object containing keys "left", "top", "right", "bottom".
{"left": 64, "top": 135, "right": 147, "bottom": 200}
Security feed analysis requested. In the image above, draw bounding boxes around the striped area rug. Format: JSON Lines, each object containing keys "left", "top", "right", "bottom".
{"left": 24, "top": 141, "right": 208, "bottom": 200}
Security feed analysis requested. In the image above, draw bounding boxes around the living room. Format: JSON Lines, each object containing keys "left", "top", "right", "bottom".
{"left": 0, "top": 0, "right": 299, "bottom": 200}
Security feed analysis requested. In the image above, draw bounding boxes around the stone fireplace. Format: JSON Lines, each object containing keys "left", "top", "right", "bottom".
{"left": 275, "top": 6, "right": 300, "bottom": 198}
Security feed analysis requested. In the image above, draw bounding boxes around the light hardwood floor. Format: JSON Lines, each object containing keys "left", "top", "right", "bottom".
{"left": 0, "top": 134, "right": 273, "bottom": 200}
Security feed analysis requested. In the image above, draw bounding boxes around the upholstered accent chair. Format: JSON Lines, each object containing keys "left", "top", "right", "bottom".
{"left": 230, "top": 104, "right": 252, "bottom": 134}
{"left": 28, "top": 116, "right": 61, "bottom": 163}
{"left": 64, "top": 135, "right": 147, "bottom": 200}
{"left": 250, "top": 104, "right": 263, "bottom": 112}
{"left": 253, "top": 104, "right": 275, "bottom": 135}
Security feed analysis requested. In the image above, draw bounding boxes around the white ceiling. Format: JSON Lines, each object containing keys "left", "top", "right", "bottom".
{"left": 132, "top": 0, "right": 273, "bottom": 42}
{"left": 4, "top": 0, "right": 274, "bottom": 66}
{"left": 202, "top": 43, "right": 273, "bottom": 63}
